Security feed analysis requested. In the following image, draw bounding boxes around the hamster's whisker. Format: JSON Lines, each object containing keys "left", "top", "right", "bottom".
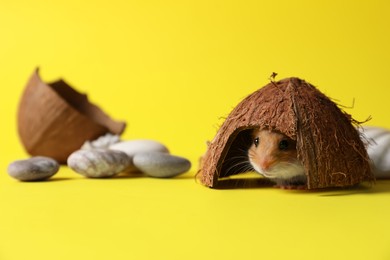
{"left": 225, "top": 161, "right": 253, "bottom": 176}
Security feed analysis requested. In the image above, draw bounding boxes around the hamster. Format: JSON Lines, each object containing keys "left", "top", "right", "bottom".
{"left": 248, "top": 129, "right": 307, "bottom": 189}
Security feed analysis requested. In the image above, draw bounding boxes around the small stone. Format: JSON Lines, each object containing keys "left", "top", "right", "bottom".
{"left": 67, "top": 149, "right": 131, "bottom": 178}
{"left": 81, "top": 133, "right": 121, "bottom": 150}
{"left": 133, "top": 152, "right": 191, "bottom": 178}
{"left": 360, "top": 126, "right": 390, "bottom": 178}
{"left": 109, "top": 140, "right": 169, "bottom": 158}
{"left": 8, "top": 156, "right": 59, "bottom": 181}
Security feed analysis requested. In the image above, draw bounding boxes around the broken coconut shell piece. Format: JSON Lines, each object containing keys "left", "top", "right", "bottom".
{"left": 199, "top": 77, "right": 375, "bottom": 190}
{"left": 17, "top": 68, "right": 126, "bottom": 164}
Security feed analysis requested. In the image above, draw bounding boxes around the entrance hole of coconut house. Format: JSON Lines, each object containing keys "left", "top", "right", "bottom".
{"left": 216, "top": 127, "right": 274, "bottom": 187}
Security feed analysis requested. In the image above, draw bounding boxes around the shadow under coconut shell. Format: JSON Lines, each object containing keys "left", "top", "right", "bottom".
{"left": 317, "top": 180, "right": 390, "bottom": 196}
{"left": 211, "top": 178, "right": 275, "bottom": 190}
{"left": 271, "top": 181, "right": 390, "bottom": 196}
{"left": 210, "top": 176, "right": 390, "bottom": 194}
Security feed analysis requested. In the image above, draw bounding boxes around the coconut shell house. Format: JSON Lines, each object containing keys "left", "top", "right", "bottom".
{"left": 199, "top": 77, "right": 374, "bottom": 189}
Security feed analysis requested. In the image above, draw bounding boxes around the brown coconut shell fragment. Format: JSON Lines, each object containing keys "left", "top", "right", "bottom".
{"left": 17, "top": 68, "right": 126, "bottom": 164}
{"left": 199, "top": 77, "right": 374, "bottom": 189}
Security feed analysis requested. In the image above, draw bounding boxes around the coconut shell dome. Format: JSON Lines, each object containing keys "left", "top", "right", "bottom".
{"left": 199, "top": 77, "right": 374, "bottom": 189}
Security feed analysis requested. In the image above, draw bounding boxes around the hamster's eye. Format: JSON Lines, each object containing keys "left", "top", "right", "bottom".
{"left": 254, "top": 137, "right": 260, "bottom": 147}
{"left": 279, "top": 140, "right": 290, "bottom": 150}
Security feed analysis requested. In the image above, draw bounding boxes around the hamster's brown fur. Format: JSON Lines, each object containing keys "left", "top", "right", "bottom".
{"left": 248, "top": 129, "right": 306, "bottom": 189}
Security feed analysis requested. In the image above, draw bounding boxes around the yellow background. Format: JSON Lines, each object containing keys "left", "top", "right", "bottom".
{"left": 1, "top": 0, "right": 390, "bottom": 259}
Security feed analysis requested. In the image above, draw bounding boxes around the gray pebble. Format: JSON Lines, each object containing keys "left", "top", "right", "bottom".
{"left": 109, "top": 140, "right": 170, "bottom": 173}
{"left": 133, "top": 152, "right": 191, "bottom": 178}
{"left": 359, "top": 126, "right": 390, "bottom": 178}
{"left": 109, "top": 140, "right": 169, "bottom": 158}
{"left": 81, "top": 133, "right": 121, "bottom": 150}
{"left": 67, "top": 149, "right": 131, "bottom": 178}
{"left": 8, "top": 156, "right": 59, "bottom": 181}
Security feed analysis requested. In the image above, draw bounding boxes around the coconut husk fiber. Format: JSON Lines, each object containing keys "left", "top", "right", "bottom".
{"left": 199, "top": 77, "right": 374, "bottom": 189}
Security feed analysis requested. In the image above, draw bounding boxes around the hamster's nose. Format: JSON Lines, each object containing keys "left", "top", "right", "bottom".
{"left": 260, "top": 159, "right": 274, "bottom": 171}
